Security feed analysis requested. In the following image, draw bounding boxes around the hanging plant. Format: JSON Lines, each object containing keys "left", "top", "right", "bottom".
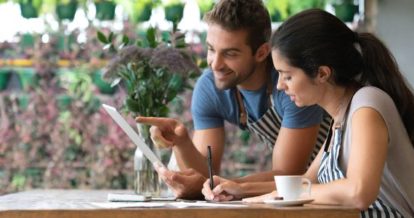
{"left": 94, "top": 0, "right": 116, "bottom": 21}
{"left": 164, "top": 0, "right": 185, "bottom": 31}
{"left": 330, "top": 0, "right": 359, "bottom": 22}
{"left": 196, "top": 0, "right": 214, "bottom": 19}
{"left": 17, "top": 0, "right": 43, "bottom": 19}
{"left": 287, "top": 0, "right": 326, "bottom": 17}
{"left": 264, "top": 0, "right": 289, "bottom": 22}
{"left": 56, "top": 0, "right": 78, "bottom": 21}
{"left": 119, "top": 0, "right": 160, "bottom": 23}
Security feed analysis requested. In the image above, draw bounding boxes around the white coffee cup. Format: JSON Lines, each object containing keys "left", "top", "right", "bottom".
{"left": 274, "top": 175, "right": 311, "bottom": 201}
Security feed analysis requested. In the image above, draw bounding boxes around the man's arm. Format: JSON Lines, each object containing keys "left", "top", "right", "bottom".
{"left": 272, "top": 125, "right": 320, "bottom": 174}
{"left": 174, "top": 127, "right": 225, "bottom": 176}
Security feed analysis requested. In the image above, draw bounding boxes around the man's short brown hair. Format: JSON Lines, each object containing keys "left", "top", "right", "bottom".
{"left": 204, "top": 0, "right": 271, "bottom": 54}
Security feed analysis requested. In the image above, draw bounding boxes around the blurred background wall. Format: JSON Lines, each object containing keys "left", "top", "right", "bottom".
{"left": 377, "top": 0, "right": 414, "bottom": 86}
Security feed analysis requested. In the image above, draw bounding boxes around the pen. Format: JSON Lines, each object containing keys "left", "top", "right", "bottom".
{"left": 207, "top": 145, "right": 214, "bottom": 189}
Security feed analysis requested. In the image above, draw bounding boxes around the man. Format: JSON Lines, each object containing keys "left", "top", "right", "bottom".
{"left": 136, "top": 0, "right": 329, "bottom": 199}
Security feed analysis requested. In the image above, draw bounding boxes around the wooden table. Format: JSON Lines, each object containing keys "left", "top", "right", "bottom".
{"left": 0, "top": 189, "right": 359, "bottom": 218}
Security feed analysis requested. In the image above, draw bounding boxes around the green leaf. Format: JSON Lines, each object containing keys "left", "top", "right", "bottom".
{"left": 97, "top": 31, "right": 108, "bottom": 44}
{"left": 122, "top": 35, "right": 130, "bottom": 46}
{"left": 146, "top": 27, "right": 157, "bottom": 48}
{"left": 108, "top": 32, "right": 114, "bottom": 43}
{"left": 126, "top": 98, "right": 141, "bottom": 114}
{"left": 158, "top": 105, "right": 169, "bottom": 117}
{"left": 169, "top": 75, "right": 183, "bottom": 91}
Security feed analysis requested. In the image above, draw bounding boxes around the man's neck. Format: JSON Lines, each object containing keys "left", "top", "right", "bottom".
{"left": 237, "top": 60, "right": 270, "bottom": 91}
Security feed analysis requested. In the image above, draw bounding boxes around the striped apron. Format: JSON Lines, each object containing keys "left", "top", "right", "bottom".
{"left": 317, "top": 123, "right": 403, "bottom": 217}
{"left": 235, "top": 83, "right": 331, "bottom": 164}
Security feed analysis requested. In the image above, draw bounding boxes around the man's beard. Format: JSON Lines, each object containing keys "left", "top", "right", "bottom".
{"left": 214, "top": 65, "right": 256, "bottom": 90}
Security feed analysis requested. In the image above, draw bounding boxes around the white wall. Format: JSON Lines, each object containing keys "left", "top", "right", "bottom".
{"left": 376, "top": 0, "right": 414, "bottom": 86}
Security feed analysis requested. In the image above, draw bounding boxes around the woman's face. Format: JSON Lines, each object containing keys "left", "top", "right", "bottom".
{"left": 272, "top": 49, "right": 321, "bottom": 107}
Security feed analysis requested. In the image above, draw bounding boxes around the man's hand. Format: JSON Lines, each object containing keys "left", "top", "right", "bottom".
{"left": 135, "top": 117, "right": 191, "bottom": 149}
{"left": 155, "top": 165, "right": 206, "bottom": 199}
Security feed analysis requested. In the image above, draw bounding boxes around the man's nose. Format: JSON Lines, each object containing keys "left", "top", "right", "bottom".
{"left": 209, "top": 54, "right": 224, "bottom": 71}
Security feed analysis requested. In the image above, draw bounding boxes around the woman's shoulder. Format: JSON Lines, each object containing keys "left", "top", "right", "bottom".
{"left": 354, "top": 86, "right": 392, "bottom": 103}
{"left": 351, "top": 86, "right": 396, "bottom": 113}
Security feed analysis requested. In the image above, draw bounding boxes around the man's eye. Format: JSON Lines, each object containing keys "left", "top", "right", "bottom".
{"left": 225, "top": 52, "right": 237, "bottom": 57}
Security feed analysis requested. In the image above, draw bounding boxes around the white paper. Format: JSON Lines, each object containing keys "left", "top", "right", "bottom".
{"left": 102, "top": 104, "right": 165, "bottom": 168}
{"left": 107, "top": 193, "right": 150, "bottom": 202}
{"left": 90, "top": 202, "right": 166, "bottom": 208}
{"left": 169, "top": 201, "right": 248, "bottom": 208}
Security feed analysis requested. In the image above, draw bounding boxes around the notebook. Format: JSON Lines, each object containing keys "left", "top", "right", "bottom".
{"left": 102, "top": 104, "right": 164, "bottom": 168}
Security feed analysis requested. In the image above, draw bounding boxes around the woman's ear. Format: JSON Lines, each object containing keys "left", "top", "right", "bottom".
{"left": 317, "top": 66, "right": 332, "bottom": 83}
{"left": 255, "top": 42, "right": 271, "bottom": 62}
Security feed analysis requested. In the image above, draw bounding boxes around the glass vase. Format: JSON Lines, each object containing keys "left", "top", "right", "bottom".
{"left": 134, "top": 123, "right": 160, "bottom": 197}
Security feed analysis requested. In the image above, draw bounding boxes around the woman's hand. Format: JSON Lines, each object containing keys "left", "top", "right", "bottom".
{"left": 201, "top": 176, "right": 245, "bottom": 201}
{"left": 242, "top": 190, "right": 279, "bottom": 203}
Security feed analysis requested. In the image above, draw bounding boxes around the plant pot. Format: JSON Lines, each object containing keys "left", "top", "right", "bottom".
{"left": 17, "top": 68, "right": 38, "bottom": 91}
{"left": 134, "top": 123, "right": 161, "bottom": 197}
{"left": 0, "top": 69, "right": 11, "bottom": 91}
{"left": 19, "top": 2, "right": 38, "bottom": 19}
{"left": 56, "top": 1, "right": 78, "bottom": 21}
{"left": 92, "top": 71, "right": 117, "bottom": 95}
{"left": 136, "top": 3, "right": 152, "bottom": 22}
{"left": 164, "top": 3, "right": 184, "bottom": 24}
{"left": 334, "top": 3, "right": 358, "bottom": 22}
{"left": 95, "top": 1, "right": 116, "bottom": 21}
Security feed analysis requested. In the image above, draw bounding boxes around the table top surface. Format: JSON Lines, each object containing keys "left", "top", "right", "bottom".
{"left": 0, "top": 189, "right": 359, "bottom": 218}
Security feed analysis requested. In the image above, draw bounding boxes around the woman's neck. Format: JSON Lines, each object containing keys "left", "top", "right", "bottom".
{"left": 322, "top": 85, "right": 358, "bottom": 123}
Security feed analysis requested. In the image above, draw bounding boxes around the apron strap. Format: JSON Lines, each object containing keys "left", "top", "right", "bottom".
{"left": 234, "top": 72, "right": 273, "bottom": 129}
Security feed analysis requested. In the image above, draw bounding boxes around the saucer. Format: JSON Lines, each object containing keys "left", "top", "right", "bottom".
{"left": 263, "top": 198, "right": 314, "bottom": 206}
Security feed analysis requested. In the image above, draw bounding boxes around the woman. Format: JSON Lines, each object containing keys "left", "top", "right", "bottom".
{"left": 202, "top": 9, "right": 414, "bottom": 217}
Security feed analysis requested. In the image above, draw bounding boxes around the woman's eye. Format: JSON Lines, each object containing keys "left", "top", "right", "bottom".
{"left": 284, "top": 76, "right": 292, "bottom": 81}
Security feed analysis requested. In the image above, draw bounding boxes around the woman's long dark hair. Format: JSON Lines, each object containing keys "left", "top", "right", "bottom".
{"left": 271, "top": 9, "right": 414, "bottom": 146}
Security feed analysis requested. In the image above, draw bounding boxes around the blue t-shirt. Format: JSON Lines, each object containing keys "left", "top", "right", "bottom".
{"left": 191, "top": 69, "right": 324, "bottom": 130}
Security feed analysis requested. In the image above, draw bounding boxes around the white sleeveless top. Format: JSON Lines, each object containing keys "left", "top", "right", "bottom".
{"left": 341, "top": 86, "right": 414, "bottom": 217}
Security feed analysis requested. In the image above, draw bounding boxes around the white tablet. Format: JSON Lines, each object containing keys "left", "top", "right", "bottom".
{"left": 102, "top": 104, "right": 164, "bottom": 168}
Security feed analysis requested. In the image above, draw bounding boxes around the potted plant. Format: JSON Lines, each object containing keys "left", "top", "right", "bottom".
{"left": 94, "top": 0, "right": 116, "bottom": 21}
{"left": 330, "top": 0, "right": 359, "bottom": 22}
{"left": 97, "top": 27, "right": 199, "bottom": 196}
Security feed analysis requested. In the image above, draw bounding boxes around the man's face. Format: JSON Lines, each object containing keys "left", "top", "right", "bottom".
{"left": 206, "top": 24, "right": 258, "bottom": 90}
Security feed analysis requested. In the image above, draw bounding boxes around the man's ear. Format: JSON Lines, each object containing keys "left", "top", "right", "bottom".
{"left": 317, "top": 66, "right": 332, "bottom": 83}
{"left": 255, "top": 42, "right": 271, "bottom": 62}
